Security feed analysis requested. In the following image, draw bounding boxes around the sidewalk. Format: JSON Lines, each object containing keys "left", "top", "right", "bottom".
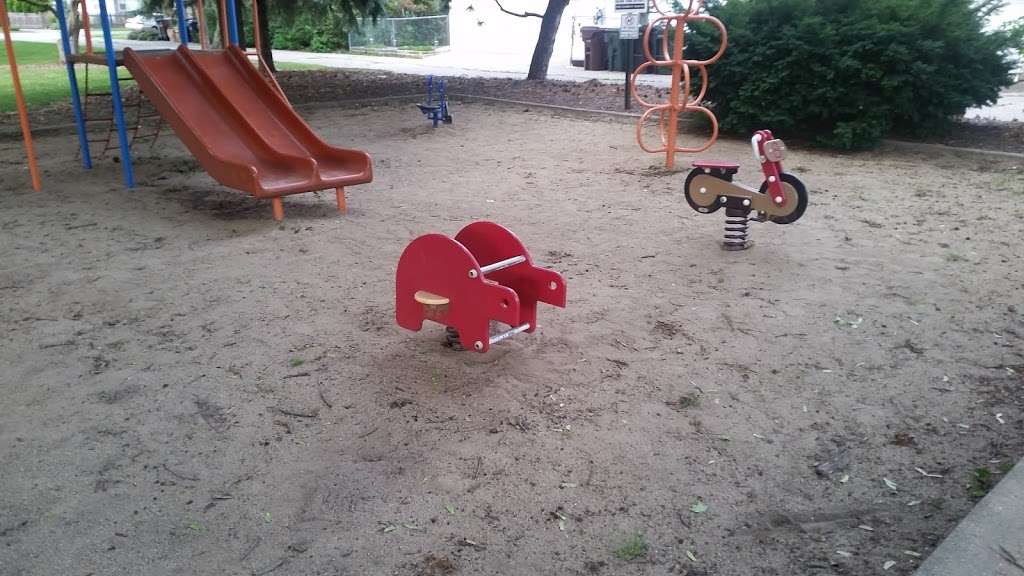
{"left": 912, "top": 461, "right": 1024, "bottom": 576}
{"left": 5, "top": 28, "right": 671, "bottom": 87}
{"left": 7, "top": 28, "right": 1019, "bottom": 118}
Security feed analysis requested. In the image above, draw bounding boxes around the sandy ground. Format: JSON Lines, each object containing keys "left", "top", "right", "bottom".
{"left": 1, "top": 101, "right": 1023, "bottom": 576}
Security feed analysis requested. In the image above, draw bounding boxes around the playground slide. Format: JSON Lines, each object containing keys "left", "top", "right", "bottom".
{"left": 123, "top": 45, "right": 371, "bottom": 199}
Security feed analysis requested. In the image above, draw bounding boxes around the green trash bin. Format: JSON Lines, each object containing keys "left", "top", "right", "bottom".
{"left": 607, "top": 29, "right": 623, "bottom": 71}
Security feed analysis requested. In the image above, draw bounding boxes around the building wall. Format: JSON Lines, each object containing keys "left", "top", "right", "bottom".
{"left": 449, "top": 0, "right": 627, "bottom": 63}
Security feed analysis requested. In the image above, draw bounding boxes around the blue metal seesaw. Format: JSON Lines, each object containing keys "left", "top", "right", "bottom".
{"left": 416, "top": 75, "right": 453, "bottom": 128}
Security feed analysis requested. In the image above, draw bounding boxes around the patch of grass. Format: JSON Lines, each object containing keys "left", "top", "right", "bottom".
{"left": 0, "top": 41, "right": 60, "bottom": 65}
{"left": 969, "top": 467, "right": 997, "bottom": 498}
{"left": 0, "top": 41, "right": 130, "bottom": 112}
{"left": 276, "top": 62, "right": 329, "bottom": 71}
{"left": 288, "top": 357, "right": 305, "bottom": 367}
{"left": 612, "top": 533, "right": 649, "bottom": 561}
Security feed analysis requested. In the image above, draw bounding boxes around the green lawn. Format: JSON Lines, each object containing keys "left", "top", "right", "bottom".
{"left": 0, "top": 40, "right": 61, "bottom": 66}
{"left": 276, "top": 62, "right": 327, "bottom": 71}
{"left": 2, "top": 40, "right": 327, "bottom": 112}
{"left": 0, "top": 41, "right": 128, "bottom": 113}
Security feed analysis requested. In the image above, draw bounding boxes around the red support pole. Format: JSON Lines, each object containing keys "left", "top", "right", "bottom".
{"left": 251, "top": 0, "right": 261, "bottom": 55}
{"left": 80, "top": 0, "right": 93, "bottom": 55}
{"left": 196, "top": 0, "right": 210, "bottom": 49}
{"left": 1, "top": 0, "right": 42, "bottom": 191}
{"left": 218, "top": 0, "right": 229, "bottom": 47}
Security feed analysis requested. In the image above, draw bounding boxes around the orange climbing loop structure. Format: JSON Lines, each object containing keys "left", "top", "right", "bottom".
{"left": 630, "top": 0, "right": 726, "bottom": 169}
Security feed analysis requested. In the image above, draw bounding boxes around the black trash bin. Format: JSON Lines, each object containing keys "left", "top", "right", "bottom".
{"left": 581, "top": 26, "right": 608, "bottom": 71}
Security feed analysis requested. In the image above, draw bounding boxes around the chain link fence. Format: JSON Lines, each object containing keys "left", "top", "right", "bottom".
{"left": 348, "top": 15, "right": 449, "bottom": 55}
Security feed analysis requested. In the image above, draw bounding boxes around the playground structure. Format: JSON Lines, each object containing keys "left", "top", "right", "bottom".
{"left": 416, "top": 75, "right": 452, "bottom": 128}
{"left": 396, "top": 221, "right": 566, "bottom": 353}
{"left": 631, "top": 0, "right": 808, "bottom": 248}
{"left": 3, "top": 0, "right": 371, "bottom": 220}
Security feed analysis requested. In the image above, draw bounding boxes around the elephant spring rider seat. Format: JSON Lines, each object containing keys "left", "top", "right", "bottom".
{"left": 396, "top": 221, "right": 566, "bottom": 352}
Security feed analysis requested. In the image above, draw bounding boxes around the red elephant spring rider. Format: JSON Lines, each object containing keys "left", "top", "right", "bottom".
{"left": 396, "top": 221, "right": 567, "bottom": 353}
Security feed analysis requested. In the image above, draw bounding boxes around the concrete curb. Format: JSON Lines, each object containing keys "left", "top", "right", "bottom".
{"left": 912, "top": 461, "right": 1024, "bottom": 576}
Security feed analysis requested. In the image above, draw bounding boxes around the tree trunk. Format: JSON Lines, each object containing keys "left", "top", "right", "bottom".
{"left": 69, "top": 0, "right": 81, "bottom": 55}
{"left": 256, "top": 0, "right": 274, "bottom": 71}
{"left": 526, "top": 0, "right": 569, "bottom": 80}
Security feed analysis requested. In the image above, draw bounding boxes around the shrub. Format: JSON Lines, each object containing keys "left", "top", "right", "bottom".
{"left": 127, "top": 28, "right": 162, "bottom": 41}
{"left": 269, "top": 9, "right": 347, "bottom": 52}
{"left": 684, "top": 0, "right": 1016, "bottom": 149}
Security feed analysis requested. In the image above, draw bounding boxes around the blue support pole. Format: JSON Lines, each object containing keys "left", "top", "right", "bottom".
{"left": 224, "top": 0, "right": 239, "bottom": 46}
{"left": 174, "top": 0, "right": 189, "bottom": 46}
{"left": 96, "top": 0, "right": 134, "bottom": 187}
{"left": 53, "top": 0, "right": 91, "bottom": 169}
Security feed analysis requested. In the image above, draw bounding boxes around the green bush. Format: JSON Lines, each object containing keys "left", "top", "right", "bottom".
{"left": 127, "top": 28, "right": 162, "bottom": 41}
{"left": 685, "top": 0, "right": 1016, "bottom": 149}
{"left": 269, "top": 9, "right": 346, "bottom": 52}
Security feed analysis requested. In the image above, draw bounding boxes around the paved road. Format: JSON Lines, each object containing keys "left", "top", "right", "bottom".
{"left": 5, "top": 28, "right": 671, "bottom": 87}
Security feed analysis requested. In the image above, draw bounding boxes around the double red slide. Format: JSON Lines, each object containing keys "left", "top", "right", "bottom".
{"left": 123, "top": 45, "right": 372, "bottom": 220}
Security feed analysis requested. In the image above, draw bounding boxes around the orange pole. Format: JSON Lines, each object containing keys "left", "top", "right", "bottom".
{"left": 251, "top": 0, "right": 260, "bottom": 54}
{"left": 271, "top": 197, "right": 284, "bottom": 221}
{"left": 80, "top": 0, "right": 92, "bottom": 55}
{"left": 218, "top": 0, "right": 229, "bottom": 47}
{"left": 335, "top": 187, "right": 346, "bottom": 214}
{"left": 195, "top": 0, "right": 209, "bottom": 49}
{"left": 665, "top": 18, "right": 684, "bottom": 169}
{"left": 1, "top": 0, "right": 42, "bottom": 191}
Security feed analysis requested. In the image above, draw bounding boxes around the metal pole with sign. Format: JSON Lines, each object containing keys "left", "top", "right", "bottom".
{"left": 615, "top": 0, "right": 644, "bottom": 111}
{"left": 619, "top": 11, "right": 640, "bottom": 110}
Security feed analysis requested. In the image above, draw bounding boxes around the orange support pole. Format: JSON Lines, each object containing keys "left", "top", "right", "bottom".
{"left": 80, "top": 0, "right": 93, "bottom": 55}
{"left": 195, "top": 0, "right": 209, "bottom": 49}
{"left": 271, "top": 197, "right": 284, "bottom": 221}
{"left": 336, "top": 187, "right": 346, "bottom": 214}
{"left": 1, "top": 0, "right": 42, "bottom": 191}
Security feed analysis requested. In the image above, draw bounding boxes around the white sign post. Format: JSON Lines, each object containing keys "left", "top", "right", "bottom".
{"left": 616, "top": 8, "right": 645, "bottom": 109}
{"left": 619, "top": 12, "right": 640, "bottom": 40}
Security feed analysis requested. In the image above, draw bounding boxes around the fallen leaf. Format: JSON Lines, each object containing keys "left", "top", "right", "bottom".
{"left": 839, "top": 474, "right": 850, "bottom": 484}
{"left": 690, "top": 501, "right": 708, "bottom": 514}
{"left": 996, "top": 413, "right": 1005, "bottom": 424}
{"left": 686, "top": 550, "right": 697, "bottom": 562}
{"left": 445, "top": 504, "right": 456, "bottom": 515}
{"left": 915, "top": 467, "right": 944, "bottom": 478}
{"left": 560, "top": 482, "right": 578, "bottom": 489}
{"left": 884, "top": 477, "right": 898, "bottom": 491}
{"left": 858, "top": 524, "right": 874, "bottom": 532}
{"left": 907, "top": 500, "right": 922, "bottom": 506}
{"left": 903, "top": 550, "right": 922, "bottom": 558}
{"left": 883, "top": 560, "right": 896, "bottom": 570}
{"left": 836, "top": 551, "right": 853, "bottom": 558}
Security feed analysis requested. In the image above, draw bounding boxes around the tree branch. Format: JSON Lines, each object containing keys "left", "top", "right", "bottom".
{"left": 493, "top": 0, "right": 542, "bottom": 18}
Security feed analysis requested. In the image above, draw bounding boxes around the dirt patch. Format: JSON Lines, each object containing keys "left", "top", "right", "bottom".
{"left": 0, "top": 101, "right": 1022, "bottom": 576}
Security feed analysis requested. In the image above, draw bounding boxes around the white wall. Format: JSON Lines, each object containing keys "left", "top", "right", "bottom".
{"left": 449, "top": 0, "right": 627, "bottom": 64}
